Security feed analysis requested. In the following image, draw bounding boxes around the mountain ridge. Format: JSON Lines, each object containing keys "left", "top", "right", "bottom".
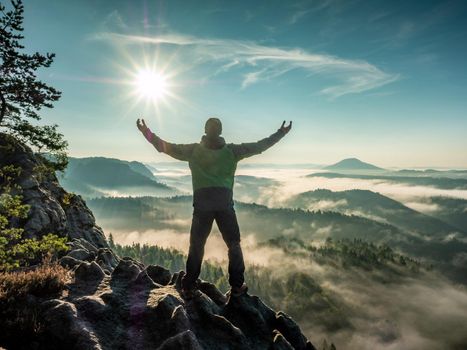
{"left": 57, "top": 156, "right": 178, "bottom": 198}
{"left": 286, "top": 189, "right": 464, "bottom": 238}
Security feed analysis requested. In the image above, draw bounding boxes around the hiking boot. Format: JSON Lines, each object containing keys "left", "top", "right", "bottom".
{"left": 230, "top": 283, "right": 248, "bottom": 297}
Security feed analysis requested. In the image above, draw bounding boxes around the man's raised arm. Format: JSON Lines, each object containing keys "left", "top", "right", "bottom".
{"left": 136, "top": 118, "right": 195, "bottom": 161}
{"left": 230, "top": 121, "right": 292, "bottom": 161}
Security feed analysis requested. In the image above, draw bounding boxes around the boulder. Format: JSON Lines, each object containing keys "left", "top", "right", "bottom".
{"left": 68, "top": 248, "right": 95, "bottom": 262}
{"left": 72, "top": 261, "right": 105, "bottom": 296}
{"left": 145, "top": 265, "right": 172, "bottom": 285}
{"left": 156, "top": 330, "right": 203, "bottom": 350}
{"left": 96, "top": 248, "right": 119, "bottom": 271}
{"left": 110, "top": 259, "right": 142, "bottom": 286}
{"left": 272, "top": 330, "right": 295, "bottom": 350}
{"left": 41, "top": 299, "right": 102, "bottom": 350}
{"left": 198, "top": 280, "right": 228, "bottom": 306}
{"left": 275, "top": 311, "right": 312, "bottom": 350}
{"left": 59, "top": 255, "right": 81, "bottom": 269}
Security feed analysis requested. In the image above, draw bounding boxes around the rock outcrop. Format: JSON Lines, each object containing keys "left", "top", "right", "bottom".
{"left": 48, "top": 241, "right": 317, "bottom": 350}
{"left": 1, "top": 133, "right": 317, "bottom": 349}
{"left": 0, "top": 132, "right": 108, "bottom": 248}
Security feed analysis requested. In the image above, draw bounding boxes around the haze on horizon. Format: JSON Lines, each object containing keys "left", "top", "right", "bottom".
{"left": 22, "top": 0, "right": 467, "bottom": 168}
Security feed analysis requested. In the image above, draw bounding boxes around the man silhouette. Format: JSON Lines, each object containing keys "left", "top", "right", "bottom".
{"left": 137, "top": 117, "right": 292, "bottom": 299}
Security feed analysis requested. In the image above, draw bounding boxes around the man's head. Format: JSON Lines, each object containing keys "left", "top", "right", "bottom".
{"left": 205, "top": 117, "right": 222, "bottom": 137}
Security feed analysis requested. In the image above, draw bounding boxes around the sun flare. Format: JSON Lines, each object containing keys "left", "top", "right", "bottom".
{"left": 119, "top": 56, "right": 186, "bottom": 115}
{"left": 134, "top": 69, "right": 169, "bottom": 102}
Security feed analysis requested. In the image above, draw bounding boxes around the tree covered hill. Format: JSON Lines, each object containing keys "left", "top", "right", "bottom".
{"left": 57, "top": 156, "right": 178, "bottom": 198}
{"left": 307, "top": 172, "right": 467, "bottom": 190}
{"left": 286, "top": 189, "right": 464, "bottom": 239}
{"left": 87, "top": 195, "right": 404, "bottom": 243}
{"left": 422, "top": 196, "right": 467, "bottom": 232}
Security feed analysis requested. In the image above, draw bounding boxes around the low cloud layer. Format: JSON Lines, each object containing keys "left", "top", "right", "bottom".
{"left": 234, "top": 168, "right": 467, "bottom": 210}
{"left": 105, "top": 165, "right": 467, "bottom": 349}
{"left": 109, "top": 227, "right": 467, "bottom": 350}
{"left": 110, "top": 229, "right": 281, "bottom": 267}
{"left": 322, "top": 274, "right": 467, "bottom": 350}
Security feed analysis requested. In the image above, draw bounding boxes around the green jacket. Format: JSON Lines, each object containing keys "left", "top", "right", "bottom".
{"left": 149, "top": 129, "right": 286, "bottom": 209}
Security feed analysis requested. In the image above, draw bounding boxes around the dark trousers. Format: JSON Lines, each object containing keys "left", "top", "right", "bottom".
{"left": 181, "top": 207, "right": 245, "bottom": 289}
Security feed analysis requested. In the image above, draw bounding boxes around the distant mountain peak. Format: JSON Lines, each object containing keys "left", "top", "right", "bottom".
{"left": 325, "top": 158, "right": 383, "bottom": 171}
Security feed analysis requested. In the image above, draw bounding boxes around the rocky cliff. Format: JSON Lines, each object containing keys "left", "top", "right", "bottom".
{"left": 0, "top": 133, "right": 108, "bottom": 249}
{"left": 0, "top": 133, "right": 317, "bottom": 350}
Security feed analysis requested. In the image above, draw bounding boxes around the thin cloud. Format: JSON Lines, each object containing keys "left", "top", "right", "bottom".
{"left": 102, "top": 10, "right": 128, "bottom": 31}
{"left": 94, "top": 31, "right": 399, "bottom": 98}
{"left": 287, "top": 9, "right": 312, "bottom": 25}
{"left": 286, "top": 0, "right": 334, "bottom": 25}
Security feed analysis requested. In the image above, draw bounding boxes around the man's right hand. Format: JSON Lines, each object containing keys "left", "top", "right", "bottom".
{"left": 279, "top": 120, "right": 292, "bottom": 134}
{"left": 136, "top": 118, "right": 149, "bottom": 134}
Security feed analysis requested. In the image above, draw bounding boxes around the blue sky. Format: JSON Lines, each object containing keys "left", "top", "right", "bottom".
{"left": 20, "top": 0, "right": 467, "bottom": 167}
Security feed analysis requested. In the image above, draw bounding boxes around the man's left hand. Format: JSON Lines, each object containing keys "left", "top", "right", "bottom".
{"left": 279, "top": 120, "right": 292, "bottom": 134}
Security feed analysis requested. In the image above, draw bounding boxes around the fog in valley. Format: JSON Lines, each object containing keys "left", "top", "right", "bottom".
{"left": 61, "top": 160, "right": 467, "bottom": 350}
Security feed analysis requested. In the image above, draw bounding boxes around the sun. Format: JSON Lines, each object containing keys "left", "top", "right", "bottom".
{"left": 116, "top": 55, "right": 187, "bottom": 117}
{"left": 134, "top": 69, "right": 169, "bottom": 102}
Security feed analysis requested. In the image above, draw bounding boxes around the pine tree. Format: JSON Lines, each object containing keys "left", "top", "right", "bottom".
{"left": 107, "top": 233, "right": 115, "bottom": 249}
{"left": 0, "top": 0, "right": 67, "bottom": 171}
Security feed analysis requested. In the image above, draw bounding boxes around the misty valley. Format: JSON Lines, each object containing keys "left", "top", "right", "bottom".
{"left": 55, "top": 156, "right": 467, "bottom": 349}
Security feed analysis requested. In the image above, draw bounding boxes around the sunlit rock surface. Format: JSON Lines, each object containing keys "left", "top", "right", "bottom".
{"left": 50, "top": 241, "right": 318, "bottom": 350}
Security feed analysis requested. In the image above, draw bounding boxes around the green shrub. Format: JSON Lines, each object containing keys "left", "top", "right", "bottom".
{"left": 61, "top": 192, "right": 75, "bottom": 206}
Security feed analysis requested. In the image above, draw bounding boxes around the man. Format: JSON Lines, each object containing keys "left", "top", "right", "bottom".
{"left": 136, "top": 117, "right": 292, "bottom": 299}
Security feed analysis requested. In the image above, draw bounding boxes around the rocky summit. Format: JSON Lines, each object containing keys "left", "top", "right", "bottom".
{"left": 52, "top": 238, "right": 316, "bottom": 350}
{"left": 0, "top": 133, "right": 317, "bottom": 349}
